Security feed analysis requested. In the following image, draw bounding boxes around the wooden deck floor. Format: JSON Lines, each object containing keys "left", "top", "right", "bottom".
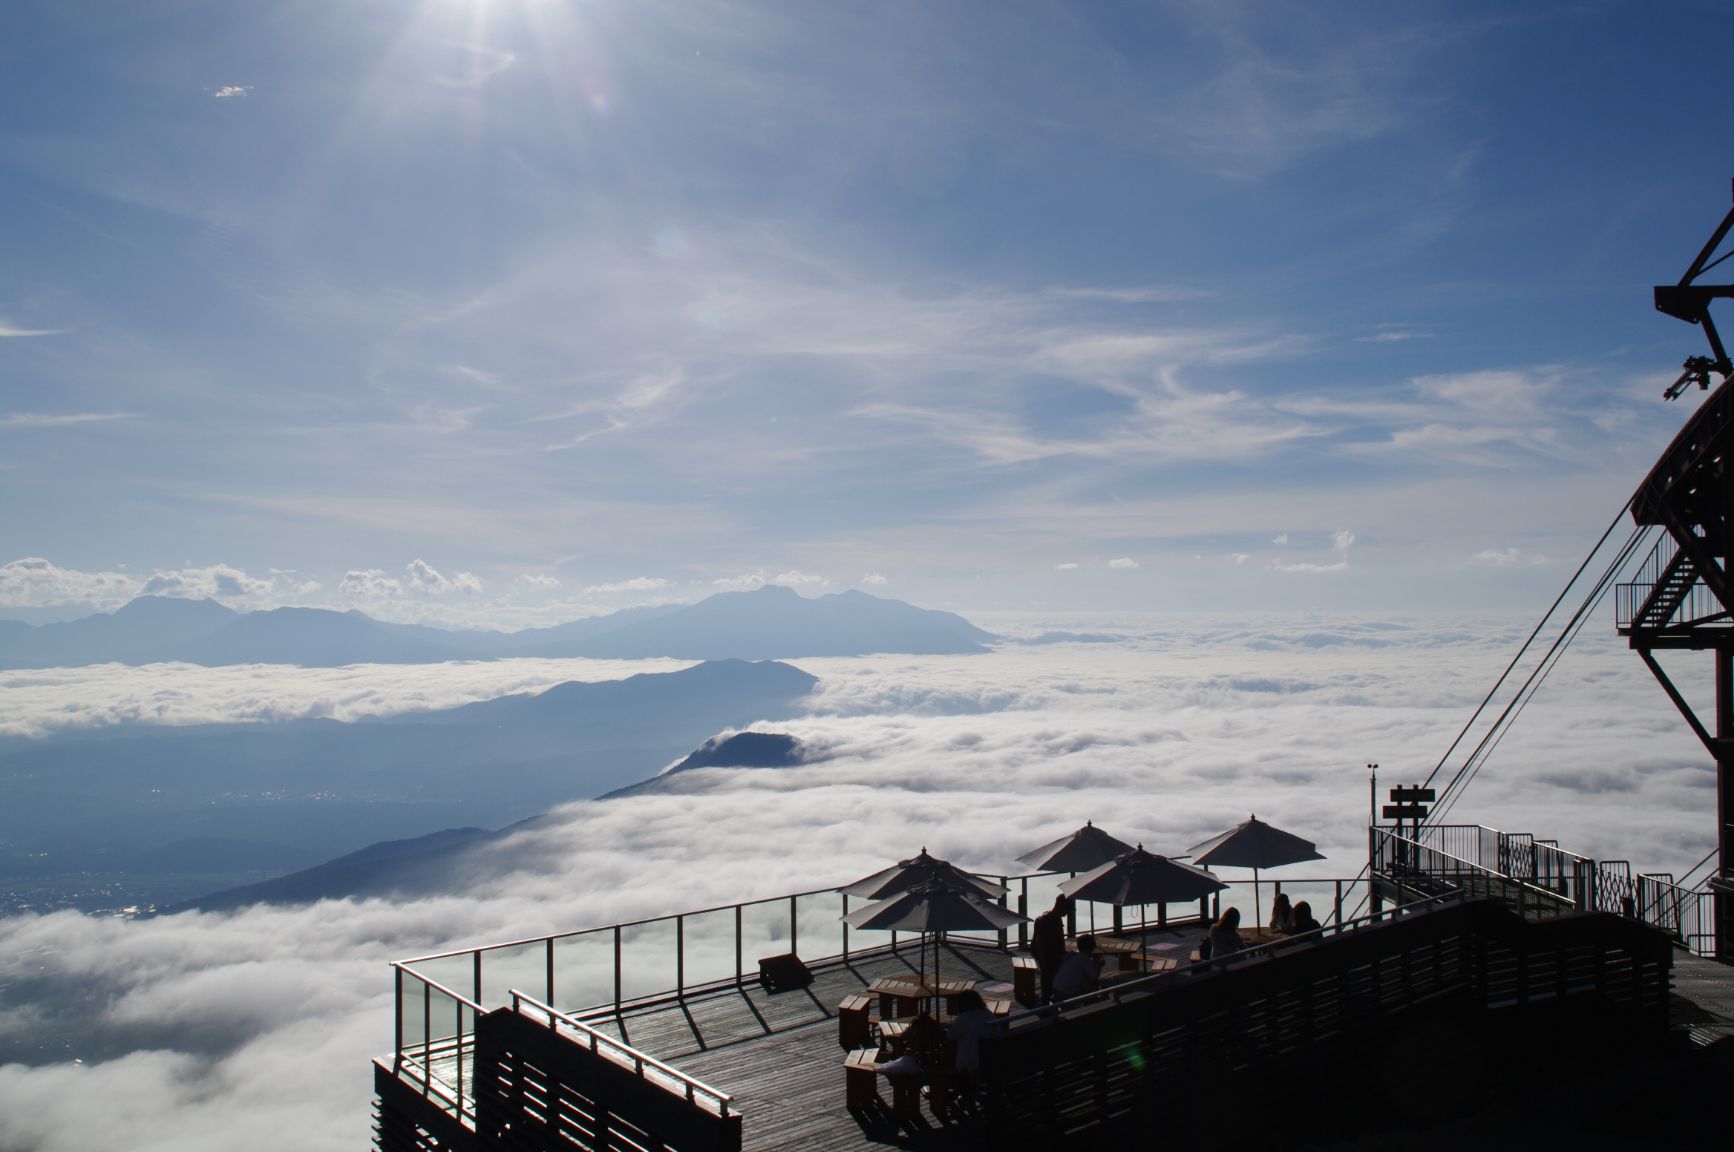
{"left": 572, "top": 928, "right": 1206, "bottom": 1151}
{"left": 1670, "top": 950, "right": 1734, "bottom": 1045}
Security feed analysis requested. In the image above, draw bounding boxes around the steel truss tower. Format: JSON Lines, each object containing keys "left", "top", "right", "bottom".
{"left": 1621, "top": 192, "right": 1734, "bottom": 962}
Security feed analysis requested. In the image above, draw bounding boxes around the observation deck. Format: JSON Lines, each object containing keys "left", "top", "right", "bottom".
{"left": 373, "top": 844, "right": 1726, "bottom": 1152}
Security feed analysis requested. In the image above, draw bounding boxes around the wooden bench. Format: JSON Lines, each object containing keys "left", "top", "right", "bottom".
{"left": 843, "top": 1048, "right": 882, "bottom": 1109}
{"left": 1012, "top": 956, "right": 1039, "bottom": 1004}
{"left": 837, "top": 992, "right": 874, "bottom": 1049}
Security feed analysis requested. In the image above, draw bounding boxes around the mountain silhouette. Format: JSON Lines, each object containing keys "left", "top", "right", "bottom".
{"left": 0, "top": 660, "right": 817, "bottom": 911}
{"left": 536, "top": 586, "right": 992, "bottom": 659}
{"left": 0, "top": 587, "right": 991, "bottom": 668}
{"left": 180, "top": 729, "right": 815, "bottom": 908}
{"left": 0, "top": 596, "right": 238, "bottom": 666}
{"left": 171, "top": 826, "right": 501, "bottom": 912}
{"left": 603, "top": 730, "right": 810, "bottom": 799}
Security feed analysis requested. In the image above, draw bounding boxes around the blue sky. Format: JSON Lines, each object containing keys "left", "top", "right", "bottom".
{"left": 2, "top": 0, "right": 1731, "bottom": 625}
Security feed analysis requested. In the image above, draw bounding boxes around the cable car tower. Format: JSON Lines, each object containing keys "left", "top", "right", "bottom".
{"left": 1620, "top": 184, "right": 1734, "bottom": 961}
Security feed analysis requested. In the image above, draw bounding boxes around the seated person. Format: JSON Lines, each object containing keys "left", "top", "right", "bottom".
{"left": 1206, "top": 907, "right": 1244, "bottom": 958}
{"left": 1268, "top": 892, "right": 1294, "bottom": 934}
{"left": 945, "top": 989, "right": 995, "bottom": 1098}
{"left": 906, "top": 1010, "right": 945, "bottom": 1071}
{"left": 1050, "top": 934, "right": 1101, "bottom": 1000}
{"left": 1290, "top": 900, "right": 1322, "bottom": 934}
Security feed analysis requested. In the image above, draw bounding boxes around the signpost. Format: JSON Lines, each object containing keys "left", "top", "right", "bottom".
{"left": 1382, "top": 786, "right": 1434, "bottom": 872}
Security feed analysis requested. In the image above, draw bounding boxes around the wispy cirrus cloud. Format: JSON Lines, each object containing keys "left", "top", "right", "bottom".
{"left": 0, "top": 321, "right": 68, "bottom": 338}
{"left": 1471, "top": 547, "right": 1552, "bottom": 567}
{"left": 0, "top": 412, "right": 131, "bottom": 428}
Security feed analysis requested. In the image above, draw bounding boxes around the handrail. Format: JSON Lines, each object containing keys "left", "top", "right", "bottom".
{"left": 395, "top": 867, "right": 1365, "bottom": 971}
{"left": 509, "top": 990, "right": 736, "bottom": 1116}
{"left": 395, "top": 966, "right": 484, "bottom": 1011}
{"left": 993, "top": 887, "right": 1464, "bottom": 1029}
{"left": 394, "top": 882, "right": 859, "bottom": 965}
{"left": 1372, "top": 827, "right": 1571, "bottom": 908}
{"left": 1373, "top": 823, "right": 1716, "bottom": 955}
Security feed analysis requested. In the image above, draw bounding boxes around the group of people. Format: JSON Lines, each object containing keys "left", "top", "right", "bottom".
{"left": 879, "top": 989, "right": 996, "bottom": 1112}
{"left": 1030, "top": 890, "right": 1326, "bottom": 990}
{"left": 887, "top": 891, "right": 1328, "bottom": 1111}
{"left": 1201, "top": 892, "right": 1322, "bottom": 959}
{"left": 1029, "top": 895, "right": 1110, "bottom": 1001}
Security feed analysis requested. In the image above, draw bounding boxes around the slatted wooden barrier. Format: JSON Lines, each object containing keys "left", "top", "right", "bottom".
{"left": 975, "top": 900, "right": 1673, "bottom": 1143}
{"left": 471, "top": 1006, "right": 742, "bottom": 1152}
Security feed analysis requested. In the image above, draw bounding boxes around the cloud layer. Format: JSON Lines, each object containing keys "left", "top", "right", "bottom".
{"left": 0, "top": 613, "right": 1713, "bottom": 1151}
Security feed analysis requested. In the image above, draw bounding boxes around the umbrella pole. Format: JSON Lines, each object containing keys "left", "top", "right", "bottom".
{"left": 1253, "top": 867, "right": 1261, "bottom": 930}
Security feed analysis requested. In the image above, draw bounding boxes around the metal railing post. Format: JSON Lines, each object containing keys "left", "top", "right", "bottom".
{"left": 842, "top": 894, "right": 850, "bottom": 962}
{"left": 614, "top": 925, "right": 622, "bottom": 1014}
{"left": 790, "top": 895, "right": 799, "bottom": 958}
{"left": 394, "top": 965, "right": 403, "bottom": 1064}
{"left": 455, "top": 997, "right": 465, "bottom": 1107}
{"left": 1018, "top": 878, "right": 1029, "bottom": 948}
{"left": 735, "top": 904, "right": 743, "bottom": 984}
{"left": 677, "top": 914, "right": 685, "bottom": 997}
{"left": 422, "top": 980, "right": 431, "bottom": 1095}
{"left": 1333, "top": 881, "right": 1343, "bottom": 928}
{"left": 473, "top": 950, "right": 482, "bottom": 1008}
{"left": 546, "top": 938, "right": 555, "bottom": 1007}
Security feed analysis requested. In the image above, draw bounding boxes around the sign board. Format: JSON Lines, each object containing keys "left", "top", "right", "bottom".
{"left": 1389, "top": 786, "right": 1435, "bottom": 803}
{"left": 1382, "top": 804, "right": 1429, "bottom": 820}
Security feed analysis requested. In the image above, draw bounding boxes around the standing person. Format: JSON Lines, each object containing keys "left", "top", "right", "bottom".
{"left": 1030, "top": 894, "right": 1072, "bottom": 1003}
{"left": 1051, "top": 934, "right": 1101, "bottom": 1001}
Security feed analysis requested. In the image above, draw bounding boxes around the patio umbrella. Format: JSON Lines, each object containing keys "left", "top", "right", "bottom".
{"left": 1060, "top": 845, "right": 1227, "bottom": 931}
{"left": 842, "top": 879, "right": 1028, "bottom": 1010}
{"left": 1186, "top": 814, "right": 1325, "bottom": 927}
{"left": 1015, "top": 820, "right": 1135, "bottom": 872}
{"left": 841, "top": 847, "right": 1007, "bottom": 902}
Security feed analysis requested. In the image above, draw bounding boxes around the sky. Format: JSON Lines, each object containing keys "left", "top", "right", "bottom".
{"left": 4, "top": 0, "right": 1734, "bottom": 625}
{"left": 0, "top": 619, "right": 1714, "bottom": 1151}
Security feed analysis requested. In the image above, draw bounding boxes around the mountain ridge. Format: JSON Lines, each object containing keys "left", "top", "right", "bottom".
{"left": 0, "top": 586, "right": 993, "bottom": 668}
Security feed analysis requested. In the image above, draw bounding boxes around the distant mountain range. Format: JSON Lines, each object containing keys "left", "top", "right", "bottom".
{"left": 0, "top": 586, "right": 994, "bottom": 668}
{"left": 1, "top": 660, "right": 817, "bottom": 914}
{"left": 603, "top": 731, "right": 811, "bottom": 799}
{"left": 182, "top": 729, "right": 817, "bottom": 910}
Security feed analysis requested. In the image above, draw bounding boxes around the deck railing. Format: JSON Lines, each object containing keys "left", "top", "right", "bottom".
{"left": 998, "top": 886, "right": 1465, "bottom": 1028}
{"left": 1375, "top": 822, "right": 1715, "bottom": 955}
{"left": 387, "top": 867, "right": 1371, "bottom": 1125}
{"left": 391, "top": 968, "right": 481, "bottom": 1131}
{"left": 508, "top": 991, "right": 736, "bottom": 1117}
{"left": 976, "top": 897, "right": 1675, "bottom": 1144}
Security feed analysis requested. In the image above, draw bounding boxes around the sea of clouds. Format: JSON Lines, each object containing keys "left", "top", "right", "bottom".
{"left": 0, "top": 613, "right": 1714, "bottom": 1151}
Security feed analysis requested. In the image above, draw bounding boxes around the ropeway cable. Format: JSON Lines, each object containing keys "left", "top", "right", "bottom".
{"left": 1427, "top": 578, "right": 1612, "bottom": 825}
{"left": 1341, "top": 498, "right": 1646, "bottom": 921}
{"left": 1424, "top": 514, "right": 1648, "bottom": 815}
{"left": 1428, "top": 525, "right": 1643, "bottom": 823}
{"left": 1419, "top": 498, "right": 1638, "bottom": 796}
{"left": 1426, "top": 519, "right": 1651, "bottom": 824}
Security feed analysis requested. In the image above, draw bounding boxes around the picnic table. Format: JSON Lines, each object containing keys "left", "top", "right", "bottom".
{"left": 867, "top": 975, "right": 976, "bottom": 1018}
